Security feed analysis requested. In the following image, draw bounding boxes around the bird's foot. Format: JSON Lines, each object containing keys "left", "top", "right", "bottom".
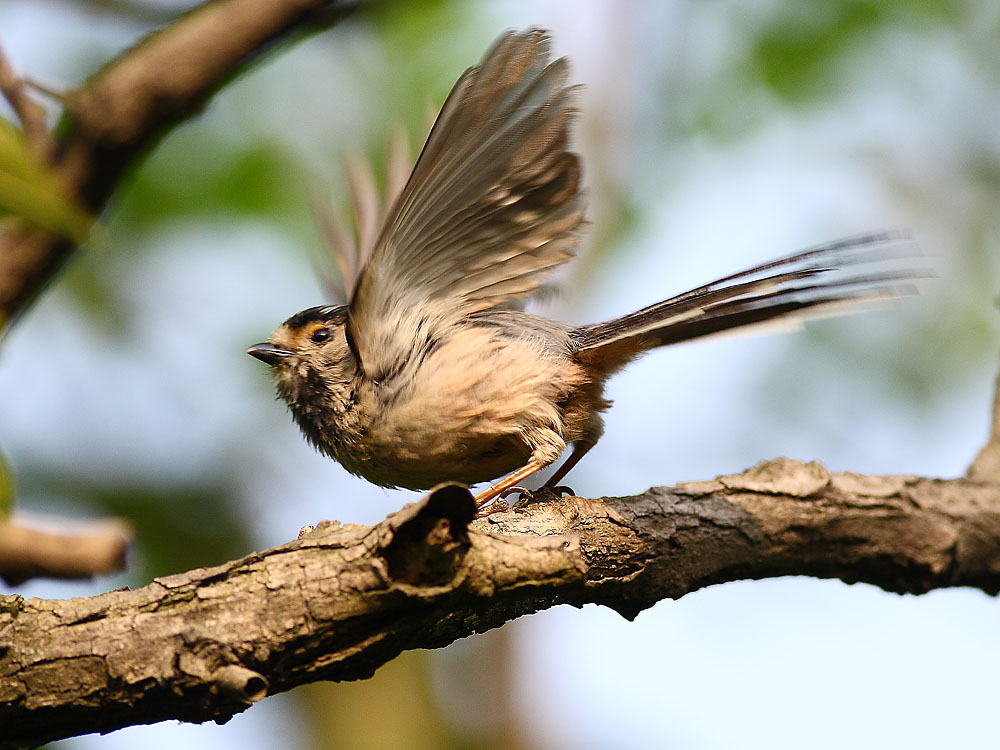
{"left": 473, "top": 486, "right": 536, "bottom": 518}
{"left": 499, "top": 486, "right": 533, "bottom": 502}
{"left": 473, "top": 497, "right": 509, "bottom": 519}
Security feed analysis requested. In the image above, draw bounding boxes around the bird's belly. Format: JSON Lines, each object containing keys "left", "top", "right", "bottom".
{"left": 341, "top": 430, "right": 531, "bottom": 491}
{"left": 331, "top": 326, "right": 584, "bottom": 491}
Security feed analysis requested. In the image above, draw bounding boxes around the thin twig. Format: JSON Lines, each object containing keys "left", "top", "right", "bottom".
{"left": 969, "top": 353, "right": 1000, "bottom": 481}
{"left": 0, "top": 45, "right": 53, "bottom": 159}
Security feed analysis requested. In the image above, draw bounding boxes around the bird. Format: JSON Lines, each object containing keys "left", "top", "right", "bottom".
{"left": 247, "top": 28, "right": 918, "bottom": 514}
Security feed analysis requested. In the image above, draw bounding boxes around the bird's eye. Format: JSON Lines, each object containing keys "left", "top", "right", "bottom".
{"left": 310, "top": 326, "right": 331, "bottom": 344}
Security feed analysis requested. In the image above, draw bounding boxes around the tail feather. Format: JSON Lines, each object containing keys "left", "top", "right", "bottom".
{"left": 572, "top": 231, "right": 925, "bottom": 366}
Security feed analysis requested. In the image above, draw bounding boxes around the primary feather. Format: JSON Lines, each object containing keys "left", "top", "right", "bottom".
{"left": 347, "top": 28, "right": 588, "bottom": 380}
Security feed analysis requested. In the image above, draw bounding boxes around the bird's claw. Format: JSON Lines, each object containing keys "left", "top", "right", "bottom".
{"left": 473, "top": 497, "right": 509, "bottom": 519}
{"left": 472, "top": 484, "right": 570, "bottom": 518}
{"left": 472, "top": 486, "right": 535, "bottom": 518}
{"left": 499, "top": 486, "right": 533, "bottom": 502}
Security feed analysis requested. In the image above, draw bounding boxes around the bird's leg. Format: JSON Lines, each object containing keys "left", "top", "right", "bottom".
{"left": 543, "top": 438, "right": 596, "bottom": 491}
{"left": 474, "top": 459, "right": 547, "bottom": 508}
{"left": 474, "top": 437, "right": 597, "bottom": 514}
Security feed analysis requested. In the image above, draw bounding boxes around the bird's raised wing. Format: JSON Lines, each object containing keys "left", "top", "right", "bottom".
{"left": 347, "top": 28, "right": 588, "bottom": 380}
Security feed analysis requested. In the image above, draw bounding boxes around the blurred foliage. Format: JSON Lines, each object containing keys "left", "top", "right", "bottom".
{"left": 299, "top": 653, "right": 466, "bottom": 750}
{"left": 661, "top": 0, "right": 982, "bottom": 146}
{"left": 113, "top": 138, "right": 305, "bottom": 236}
{"left": 0, "top": 117, "right": 93, "bottom": 244}
{"left": 366, "top": 0, "right": 482, "bottom": 106}
{"left": 751, "top": 1, "right": 881, "bottom": 101}
{"left": 20, "top": 468, "right": 253, "bottom": 582}
{"left": 0, "top": 448, "right": 13, "bottom": 519}
{"left": 746, "top": 0, "right": 965, "bottom": 102}
{"left": 368, "top": 0, "right": 478, "bottom": 71}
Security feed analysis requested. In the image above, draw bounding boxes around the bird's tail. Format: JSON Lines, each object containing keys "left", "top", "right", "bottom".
{"left": 571, "top": 231, "right": 925, "bottom": 370}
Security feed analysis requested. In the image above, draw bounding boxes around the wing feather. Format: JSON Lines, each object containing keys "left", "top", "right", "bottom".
{"left": 348, "top": 29, "right": 587, "bottom": 379}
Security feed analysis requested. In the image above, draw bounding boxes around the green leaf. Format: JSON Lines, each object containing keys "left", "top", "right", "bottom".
{"left": 0, "top": 117, "right": 94, "bottom": 244}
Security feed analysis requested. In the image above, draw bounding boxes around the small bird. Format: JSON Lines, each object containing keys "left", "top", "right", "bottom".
{"left": 248, "top": 28, "right": 917, "bottom": 513}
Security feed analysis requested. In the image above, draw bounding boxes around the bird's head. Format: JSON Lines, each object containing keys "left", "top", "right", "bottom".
{"left": 247, "top": 305, "right": 359, "bottom": 409}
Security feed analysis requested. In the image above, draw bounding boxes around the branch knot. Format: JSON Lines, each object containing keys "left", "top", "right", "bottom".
{"left": 382, "top": 483, "right": 475, "bottom": 588}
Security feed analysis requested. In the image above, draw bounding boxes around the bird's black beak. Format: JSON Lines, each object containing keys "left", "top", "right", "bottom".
{"left": 247, "top": 343, "right": 293, "bottom": 366}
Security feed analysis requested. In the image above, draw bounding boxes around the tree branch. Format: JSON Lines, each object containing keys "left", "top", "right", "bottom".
{"left": 0, "top": 49, "right": 52, "bottom": 159}
{"left": 2, "top": 454, "right": 999, "bottom": 747}
{"left": 0, "top": 519, "right": 130, "bottom": 585}
{"left": 0, "top": 0, "right": 356, "bottom": 326}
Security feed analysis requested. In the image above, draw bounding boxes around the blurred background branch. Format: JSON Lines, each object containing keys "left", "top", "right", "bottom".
{"left": 969, "top": 353, "right": 1000, "bottom": 481}
{"left": 0, "top": 47, "right": 52, "bottom": 157}
{"left": 0, "top": 518, "right": 129, "bottom": 585}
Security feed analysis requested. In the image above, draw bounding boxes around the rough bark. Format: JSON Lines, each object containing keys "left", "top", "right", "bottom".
{"left": 2, "top": 452, "right": 999, "bottom": 747}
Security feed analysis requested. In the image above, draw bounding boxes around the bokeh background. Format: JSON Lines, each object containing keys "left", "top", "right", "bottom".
{"left": 2, "top": 1, "right": 999, "bottom": 748}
